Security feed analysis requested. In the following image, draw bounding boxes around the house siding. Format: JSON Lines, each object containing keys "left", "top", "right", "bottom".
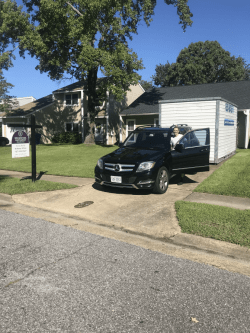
{"left": 217, "top": 100, "right": 237, "bottom": 161}
{"left": 35, "top": 103, "right": 81, "bottom": 144}
{"left": 106, "top": 84, "right": 144, "bottom": 145}
{"left": 160, "top": 100, "right": 217, "bottom": 163}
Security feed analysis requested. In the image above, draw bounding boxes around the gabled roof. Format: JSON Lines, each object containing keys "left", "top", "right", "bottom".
{"left": 121, "top": 80, "right": 250, "bottom": 115}
{"left": 5, "top": 95, "right": 53, "bottom": 117}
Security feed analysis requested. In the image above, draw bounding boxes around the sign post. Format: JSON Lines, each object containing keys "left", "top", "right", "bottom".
{"left": 7, "top": 115, "right": 42, "bottom": 182}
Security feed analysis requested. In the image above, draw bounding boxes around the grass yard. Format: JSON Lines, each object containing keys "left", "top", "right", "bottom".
{"left": 0, "top": 144, "right": 117, "bottom": 178}
{"left": 194, "top": 149, "right": 250, "bottom": 198}
{"left": 175, "top": 201, "right": 250, "bottom": 248}
{"left": 0, "top": 176, "right": 77, "bottom": 195}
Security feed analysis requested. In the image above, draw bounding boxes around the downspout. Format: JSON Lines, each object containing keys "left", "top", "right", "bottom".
{"left": 119, "top": 115, "right": 123, "bottom": 143}
{"left": 106, "top": 91, "right": 109, "bottom": 145}
{"left": 81, "top": 90, "right": 84, "bottom": 143}
{"left": 244, "top": 110, "right": 249, "bottom": 148}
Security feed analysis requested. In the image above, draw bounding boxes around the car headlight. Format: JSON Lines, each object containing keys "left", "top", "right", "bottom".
{"left": 97, "top": 158, "right": 103, "bottom": 170}
{"left": 136, "top": 161, "right": 155, "bottom": 173}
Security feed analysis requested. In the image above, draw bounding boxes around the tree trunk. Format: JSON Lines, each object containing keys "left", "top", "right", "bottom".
{"left": 84, "top": 67, "right": 98, "bottom": 144}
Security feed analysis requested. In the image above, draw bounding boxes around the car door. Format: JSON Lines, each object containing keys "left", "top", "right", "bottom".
{"left": 171, "top": 128, "right": 210, "bottom": 174}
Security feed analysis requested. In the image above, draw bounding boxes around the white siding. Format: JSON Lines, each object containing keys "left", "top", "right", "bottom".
{"left": 217, "top": 101, "right": 237, "bottom": 160}
{"left": 160, "top": 100, "right": 216, "bottom": 163}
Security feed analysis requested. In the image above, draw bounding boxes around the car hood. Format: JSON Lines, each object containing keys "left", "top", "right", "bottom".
{"left": 102, "top": 147, "right": 166, "bottom": 164}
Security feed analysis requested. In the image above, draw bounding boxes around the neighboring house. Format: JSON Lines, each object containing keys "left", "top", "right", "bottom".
{"left": 0, "top": 96, "right": 36, "bottom": 135}
{"left": 120, "top": 80, "right": 250, "bottom": 149}
{"left": 12, "top": 96, "right": 36, "bottom": 108}
{"left": 2, "top": 81, "right": 144, "bottom": 144}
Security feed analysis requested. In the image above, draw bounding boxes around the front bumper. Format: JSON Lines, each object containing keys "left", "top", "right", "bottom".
{"left": 95, "top": 168, "right": 156, "bottom": 190}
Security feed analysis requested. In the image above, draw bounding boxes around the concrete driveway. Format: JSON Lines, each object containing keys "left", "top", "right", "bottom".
{"left": 12, "top": 166, "right": 219, "bottom": 241}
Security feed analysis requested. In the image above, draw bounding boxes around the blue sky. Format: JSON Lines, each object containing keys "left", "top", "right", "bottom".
{"left": 4, "top": 0, "right": 250, "bottom": 100}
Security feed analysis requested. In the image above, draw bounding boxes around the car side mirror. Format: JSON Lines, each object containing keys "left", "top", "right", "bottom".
{"left": 175, "top": 143, "right": 184, "bottom": 152}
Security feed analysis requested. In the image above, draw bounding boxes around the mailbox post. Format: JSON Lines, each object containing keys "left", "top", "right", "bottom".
{"left": 7, "top": 115, "right": 42, "bottom": 182}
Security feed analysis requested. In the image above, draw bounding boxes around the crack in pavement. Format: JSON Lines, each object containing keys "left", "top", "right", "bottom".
{"left": 1, "top": 239, "right": 102, "bottom": 289}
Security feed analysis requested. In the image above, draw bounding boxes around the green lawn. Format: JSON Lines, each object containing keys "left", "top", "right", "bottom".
{"left": 194, "top": 149, "right": 250, "bottom": 198}
{"left": 175, "top": 201, "right": 250, "bottom": 248}
{"left": 0, "top": 144, "right": 116, "bottom": 178}
{"left": 0, "top": 176, "right": 77, "bottom": 195}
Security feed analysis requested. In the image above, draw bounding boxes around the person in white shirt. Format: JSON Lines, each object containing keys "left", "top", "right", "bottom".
{"left": 171, "top": 126, "right": 185, "bottom": 185}
{"left": 171, "top": 126, "right": 183, "bottom": 147}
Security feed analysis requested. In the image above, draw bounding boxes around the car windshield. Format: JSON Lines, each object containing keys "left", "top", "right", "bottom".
{"left": 124, "top": 130, "right": 170, "bottom": 149}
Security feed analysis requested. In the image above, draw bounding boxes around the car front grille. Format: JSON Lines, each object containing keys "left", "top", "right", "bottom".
{"left": 104, "top": 163, "right": 135, "bottom": 172}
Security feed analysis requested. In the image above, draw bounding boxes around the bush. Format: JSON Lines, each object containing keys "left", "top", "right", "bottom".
{"left": 52, "top": 132, "right": 82, "bottom": 144}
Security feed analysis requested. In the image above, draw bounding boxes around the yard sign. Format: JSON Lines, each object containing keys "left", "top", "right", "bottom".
{"left": 12, "top": 130, "right": 29, "bottom": 158}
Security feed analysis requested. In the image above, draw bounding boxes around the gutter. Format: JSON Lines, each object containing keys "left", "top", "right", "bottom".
{"left": 244, "top": 110, "right": 249, "bottom": 148}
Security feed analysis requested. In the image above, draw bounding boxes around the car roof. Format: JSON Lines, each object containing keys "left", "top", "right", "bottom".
{"left": 134, "top": 126, "right": 171, "bottom": 131}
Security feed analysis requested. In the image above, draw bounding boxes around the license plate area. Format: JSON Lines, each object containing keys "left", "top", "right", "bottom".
{"left": 111, "top": 176, "right": 122, "bottom": 183}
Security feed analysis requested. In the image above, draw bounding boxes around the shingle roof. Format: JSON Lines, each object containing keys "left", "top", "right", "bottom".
{"left": 121, "top": 80, "right": 250, "bottom": 115}
{"left": 5, "top": 95, "right": 53, "bottom": 117}
{"left": 53, "top": 77, "right": 107, "bottom": 93}
{"left": 53, "top": 81, "right": 87, "bottom": 93}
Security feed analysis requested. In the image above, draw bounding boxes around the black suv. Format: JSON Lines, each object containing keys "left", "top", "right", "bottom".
{"left": 95, "top": 126, "right": 210, "bottom": 194}
{"left": 0, "top": 136, "right": 9, "bottom": 146}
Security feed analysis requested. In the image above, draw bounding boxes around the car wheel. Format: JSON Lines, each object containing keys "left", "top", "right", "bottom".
{"left": 153, "top": 167, "right": 169, "bottom": 194}
{"left": 1, "top": 141, "right": 6, "bottom": 147}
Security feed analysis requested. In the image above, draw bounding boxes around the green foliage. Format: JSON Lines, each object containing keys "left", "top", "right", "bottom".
{"left": 175, "top": 201, "right": 250, "bottom": 248}
{"left": 0, "top": 0, "right": 30, "bottom": 113}
{"left": 153, "top": 41, "right": 249, "bottom": 87}
{"left": 139, "top": 79, "right": 154, "bottom": 90}
{"left": 51, "top": 132, "right": 82, "bottom": 144}
{"left": 0, "top": 69, "right": 15, "bottom": 113}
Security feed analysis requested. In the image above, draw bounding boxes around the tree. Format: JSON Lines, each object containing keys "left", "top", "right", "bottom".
{"left": 152, "top": 41, "right": 248, "bottom": 87}
{"left": 13, "top": 0, "right": 193, "bottom": 143}
{"left": 0, "top": 0, "right": 30, "bottom": 113}
{"left": 139, "top": 79, "right": 154, "bottom": 90}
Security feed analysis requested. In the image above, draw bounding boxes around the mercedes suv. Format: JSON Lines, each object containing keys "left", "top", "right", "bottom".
{"left": 95, "top": 126, "right": 210, "bottom": 194}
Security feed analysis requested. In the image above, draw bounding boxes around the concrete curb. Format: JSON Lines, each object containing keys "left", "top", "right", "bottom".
{"left": 184, "top": 192, "right": 250, "bottom": 210}
{"left": 0, "top": 196, "right": 249, "bottom": 265}
{"left": 0, "top": 193, "right": 13, "bottom": 203}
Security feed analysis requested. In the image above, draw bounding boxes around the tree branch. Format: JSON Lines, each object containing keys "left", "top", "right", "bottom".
{"left": 66, "top": 2, "right": 83, "bottom": 17}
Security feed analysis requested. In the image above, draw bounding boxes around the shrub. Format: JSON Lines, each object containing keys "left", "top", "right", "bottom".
{"left": 52, "top": 132, "right": 81, "bottom": 144}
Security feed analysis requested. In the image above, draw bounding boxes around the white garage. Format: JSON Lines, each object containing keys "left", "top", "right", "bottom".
{"left": 159, "top": 97, "right": 237, "bottom": 164}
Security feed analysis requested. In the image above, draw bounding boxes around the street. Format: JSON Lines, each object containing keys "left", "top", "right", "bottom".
{"left": 0, "top": 210, "right": 250, "bottom": 333}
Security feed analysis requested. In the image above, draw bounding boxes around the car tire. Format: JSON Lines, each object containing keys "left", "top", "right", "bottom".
{"left": 153, "top": 167, "right": 169, "bottom": 194}
{"left": 1, "top": 141, "right": 6, "bottom": 147}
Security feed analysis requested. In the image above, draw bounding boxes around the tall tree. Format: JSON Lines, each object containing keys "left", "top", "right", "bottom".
{"left": 11, "top": 0, "right": 192, "bottom": 143}
{"left": 152, "top": 41, "right": 248, "bottom": 87}
{"left": 0, "top": 0, "right": 30, "bottom": 113}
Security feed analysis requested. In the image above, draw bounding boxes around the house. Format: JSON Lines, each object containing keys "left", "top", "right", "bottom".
{"left": 0, "top": 96, "right": 36, "bottom": 135}
{"left": 120, "top": 80, "right": 250, "bottom": 149}
{"left": 2, "top": 81, "right": 144, "bottom": 144}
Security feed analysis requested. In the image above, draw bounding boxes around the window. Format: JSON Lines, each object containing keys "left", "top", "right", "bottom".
{"left": 126, "top": 119, "right": 135, "bottom": 142}
{"left": 65, "top": 94, "right": 78, "bottom": 106}
{"left": 65, "top": 122, "right": 79, "bottom": 132}
{"left": 179, "top": 129, "right": 208, "bottom": 148}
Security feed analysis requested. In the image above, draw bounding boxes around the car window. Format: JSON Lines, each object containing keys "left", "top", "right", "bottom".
{"left": 124, "top": 131, "right": 170, "bottom": 149}
{"left": 179, "top": 129, "right": 208, "bottom": 148}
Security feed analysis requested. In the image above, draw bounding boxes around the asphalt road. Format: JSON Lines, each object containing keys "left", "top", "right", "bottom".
{"left": 0, "top": 210, "right": 250, "bottom": 333}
